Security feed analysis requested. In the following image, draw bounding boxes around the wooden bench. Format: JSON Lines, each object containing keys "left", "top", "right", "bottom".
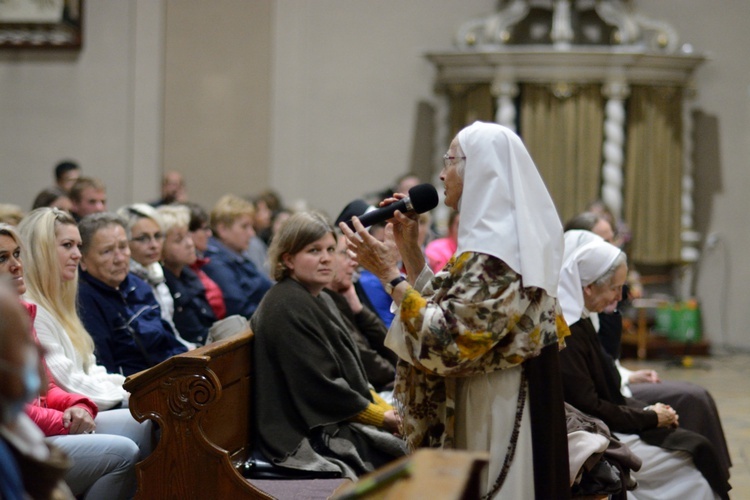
{"left": 124, "top": 329, "right": 349, "bottom": 499}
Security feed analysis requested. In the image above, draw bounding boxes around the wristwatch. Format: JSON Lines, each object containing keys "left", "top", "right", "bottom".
{"left": 385, "top": 276, "right": 407, "bottom": 295}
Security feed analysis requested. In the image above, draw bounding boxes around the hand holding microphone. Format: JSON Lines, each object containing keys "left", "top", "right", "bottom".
{"left": 340, "top": 183, "right": 438, "bottom": 295}
{"left": 342, "top": 183, "right": 438, "bottom": 230}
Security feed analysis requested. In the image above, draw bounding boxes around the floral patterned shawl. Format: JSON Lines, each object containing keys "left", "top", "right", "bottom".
{"left": 385, "top": 252, "right": 569, "bottom": 451}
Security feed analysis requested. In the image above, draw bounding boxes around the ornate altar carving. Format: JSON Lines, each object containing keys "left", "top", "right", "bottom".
{"left": 426, "top": 0, "right": 705, "bottom": 267}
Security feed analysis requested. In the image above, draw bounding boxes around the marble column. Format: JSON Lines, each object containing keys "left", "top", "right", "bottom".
{"left": 600, "top": 81, "right": 630, "bottom": 222}
{"left": 491, "top": 80, "right": 519, "bottom": 132}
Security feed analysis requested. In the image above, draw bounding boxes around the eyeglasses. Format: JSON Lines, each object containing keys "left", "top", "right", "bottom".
{"left": 443, "top": 154, "right": 466, "bottom": 168}
{"left": 131, "top": 233, "right": 164, "bottom": 244}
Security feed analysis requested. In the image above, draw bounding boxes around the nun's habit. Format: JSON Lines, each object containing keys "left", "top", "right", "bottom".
{"left": 557, "top": 231, "right": 730, "bottom": 499}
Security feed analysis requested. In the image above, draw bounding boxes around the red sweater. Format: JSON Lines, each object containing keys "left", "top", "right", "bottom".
{"left": 21, "top": 301, "right": 98, "bottom": 436}
{"left": 190, "top": 257, "right": 227, "bottom": 320}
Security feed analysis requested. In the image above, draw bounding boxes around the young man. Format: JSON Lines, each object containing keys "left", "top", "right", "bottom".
{"left": 69, "top": 177, "right": 107, "bottom": 221}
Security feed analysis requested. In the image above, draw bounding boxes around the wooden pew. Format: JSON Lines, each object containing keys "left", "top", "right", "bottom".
{"left": 124, "top": 329, "right": 348, "bottom": 499}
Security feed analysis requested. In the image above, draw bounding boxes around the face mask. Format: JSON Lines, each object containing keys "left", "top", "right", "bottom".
{"left": 0, "top": 346, "right": 41, "bottom": 425}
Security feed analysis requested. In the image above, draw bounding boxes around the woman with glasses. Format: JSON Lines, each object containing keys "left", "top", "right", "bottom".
{"left": 341, "top": 121, "right": 570, "bottom": 498}
{"left": 76, "top": 213, "right": 187, "bottom": 376}
{"left": 116, "top": 204, "right": 181, "bottom": 340}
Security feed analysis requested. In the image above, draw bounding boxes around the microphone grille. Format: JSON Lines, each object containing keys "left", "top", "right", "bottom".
{"left": 408, "top": 183, "right": 439, "bottom": 213}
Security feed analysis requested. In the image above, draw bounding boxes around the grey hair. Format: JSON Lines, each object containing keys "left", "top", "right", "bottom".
{"left": 115, "top": 203, "right": 163, "bottom": 239}
{"left": 564, "top": 212, "right": 602, "bottom": 232}
{"left": 78, "top": 212, "right": 127, "bottom": 255}
{"left": 593, "top": 252, "right": 627, "bottom": 286}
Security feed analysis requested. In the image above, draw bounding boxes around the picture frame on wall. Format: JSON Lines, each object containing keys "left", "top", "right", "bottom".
{"left": 0, "top": 0, "right": 83, "bottom": 49}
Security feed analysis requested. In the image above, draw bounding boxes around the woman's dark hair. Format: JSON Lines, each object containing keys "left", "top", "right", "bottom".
{"left": 184, "top": 202, "right": 210, "bottom": 232}
{"left": 32, "top": 187, "right": 69, "bottom": 210}
{"left": 563, "top": 211, "right": 602, "bottom": 232}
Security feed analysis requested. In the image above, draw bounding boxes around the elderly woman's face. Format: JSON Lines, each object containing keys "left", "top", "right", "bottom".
{"left": 330, "top": 235, "right": 356, "bottom": 293}
{"left": 81, "top": 224, "right": 131, "bottom": 288}
{"left": 440, "top": 138, "right": 465, "bottom": 211}
{"left": 0, "top": 235, "right": 25, "bottom": 295}
{"left": 128, "top": 218, "right": 163, "bottom": 267}
{"left": 583, "top": 263, "right": 627, "bottom": 313}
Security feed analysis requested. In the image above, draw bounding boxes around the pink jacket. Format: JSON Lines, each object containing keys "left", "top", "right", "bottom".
{"left": 21, "top": 302, "right": 98, "bottom": 437}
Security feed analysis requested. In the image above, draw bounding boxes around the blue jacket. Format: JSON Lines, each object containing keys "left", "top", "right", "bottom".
{"left": 0, "top": 438, "right": 23, "bottom": 500}
{"left": 77, "top": 271, "right": 188, "bottom": 376}
{"left": 355, "top": 270, "right": 394, "bottom": 328}
{"left": 202, "top": 237, "right": 272, "bottom": 319}
{"left": 163, "top": 266, "right": 216, "bottom": 345}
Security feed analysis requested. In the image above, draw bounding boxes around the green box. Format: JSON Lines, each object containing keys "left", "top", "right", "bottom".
{"left": 655, "top": 304, "right": 675, "bottom": 334}
{"left": 653, "top": 301, "right": 702, "bottom": 342}
{"left": 670, "top": 305, "right": 702, "bottom": 342}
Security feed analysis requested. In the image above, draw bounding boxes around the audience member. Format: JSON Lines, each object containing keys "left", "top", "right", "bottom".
{"left": 0, "top": 282, "right": 73, "bottom": 500}
{"left": 424, "top": 210, "right": 459, "bottom": 272}
{"left": 564, "top": 211, "right": 615, "bottom": 243}
{"left": 416, "top": 211, "right": 433, "bottom": 250}
{"left": 15, "top": 210, "right": 128, "bottom": 409}
{"left": 245, "top": 197, "right": 271, "bottom": 279}
{"left": 0, "top": 227, "right": 140, "bottom": 499}
{"left": 557, "top": 230, "right": 730, "bottom": 499}
{"left": 585, "top": 199, "right": 631, "bottom": 250}
{"left": 251, "top": 211, "right": 405, "bottom": 478}
{"left": 341, "top": 121, "right": 570, "bottom": 498}
{"left": 150, "top": 171, "right": 187, "bottom": 207}
{"left": 371, "top": 173, "right": 421, "bottom": 205}
{"left": 325, "top": 231, "right": 396, "bottom": 393}
{"left": 203, "top": 195, "right": 272, "bottom": 319}
{"left": 565, "top": 212, "right": 731, "bottom": 473}
{"left": 253, "top": 189, "right": 285, "bottom": 246}
{"left": 31, "top": 187, "right": 73, "bottom": 212}
{"left": 158, "top": 205, "right": 216, "bottom": 345}
{"left": 0, "top": 204, "right": 24, "bottom": 226}
{"left": 186, "top": 202, "right": 226, "bottom": 320}
{"left": 395, "top": 173, "right": 421, "bottom": 196}
{"left": 268, "top": 207, "right": 292, "bottom": 246}
{"left": 76, "top": 213, "right": 187, "bottom": 376}
{"left": 12, "top": 214, "right": 155, "bottom": 456}
{"left": 116, "top": 204, "right": 192, "bottom": 349}
{"left": 69, "top": 177, "right": 107, "bottom": 221}
{"left": 54, "top": 161, "right": 81, "bottom": 194}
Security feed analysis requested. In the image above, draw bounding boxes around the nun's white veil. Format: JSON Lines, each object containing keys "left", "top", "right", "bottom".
{"left": 558, "top": 230, "right": 623, "bottom": 325}
{"left": 455, "top": 121, "right": 563, "bottom": 297}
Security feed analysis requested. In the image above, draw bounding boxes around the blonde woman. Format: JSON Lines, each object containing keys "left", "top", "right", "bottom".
{"left": 203, "top": 195, "right": 272, "bottom": 318}
{"left": 16, "top": 208, "right": 154, "bottom": 459}
{"left": 157, "top": 205, "right": 216, "bottom": 345}
{"left": 17, "top": 208, "right": 127, "bottom": 409}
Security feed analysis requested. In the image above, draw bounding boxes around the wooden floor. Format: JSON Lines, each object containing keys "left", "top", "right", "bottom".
{"left": 622, "top": 350, "right": 750, "bottom": 499}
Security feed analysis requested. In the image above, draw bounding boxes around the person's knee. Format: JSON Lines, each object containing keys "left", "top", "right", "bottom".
{"left": 106, "top": 437, "right": 140, "bottom": 470}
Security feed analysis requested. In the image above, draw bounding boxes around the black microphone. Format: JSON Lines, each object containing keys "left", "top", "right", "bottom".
{"left": 344, "top": 183, "right": 438, "bottom": 230}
